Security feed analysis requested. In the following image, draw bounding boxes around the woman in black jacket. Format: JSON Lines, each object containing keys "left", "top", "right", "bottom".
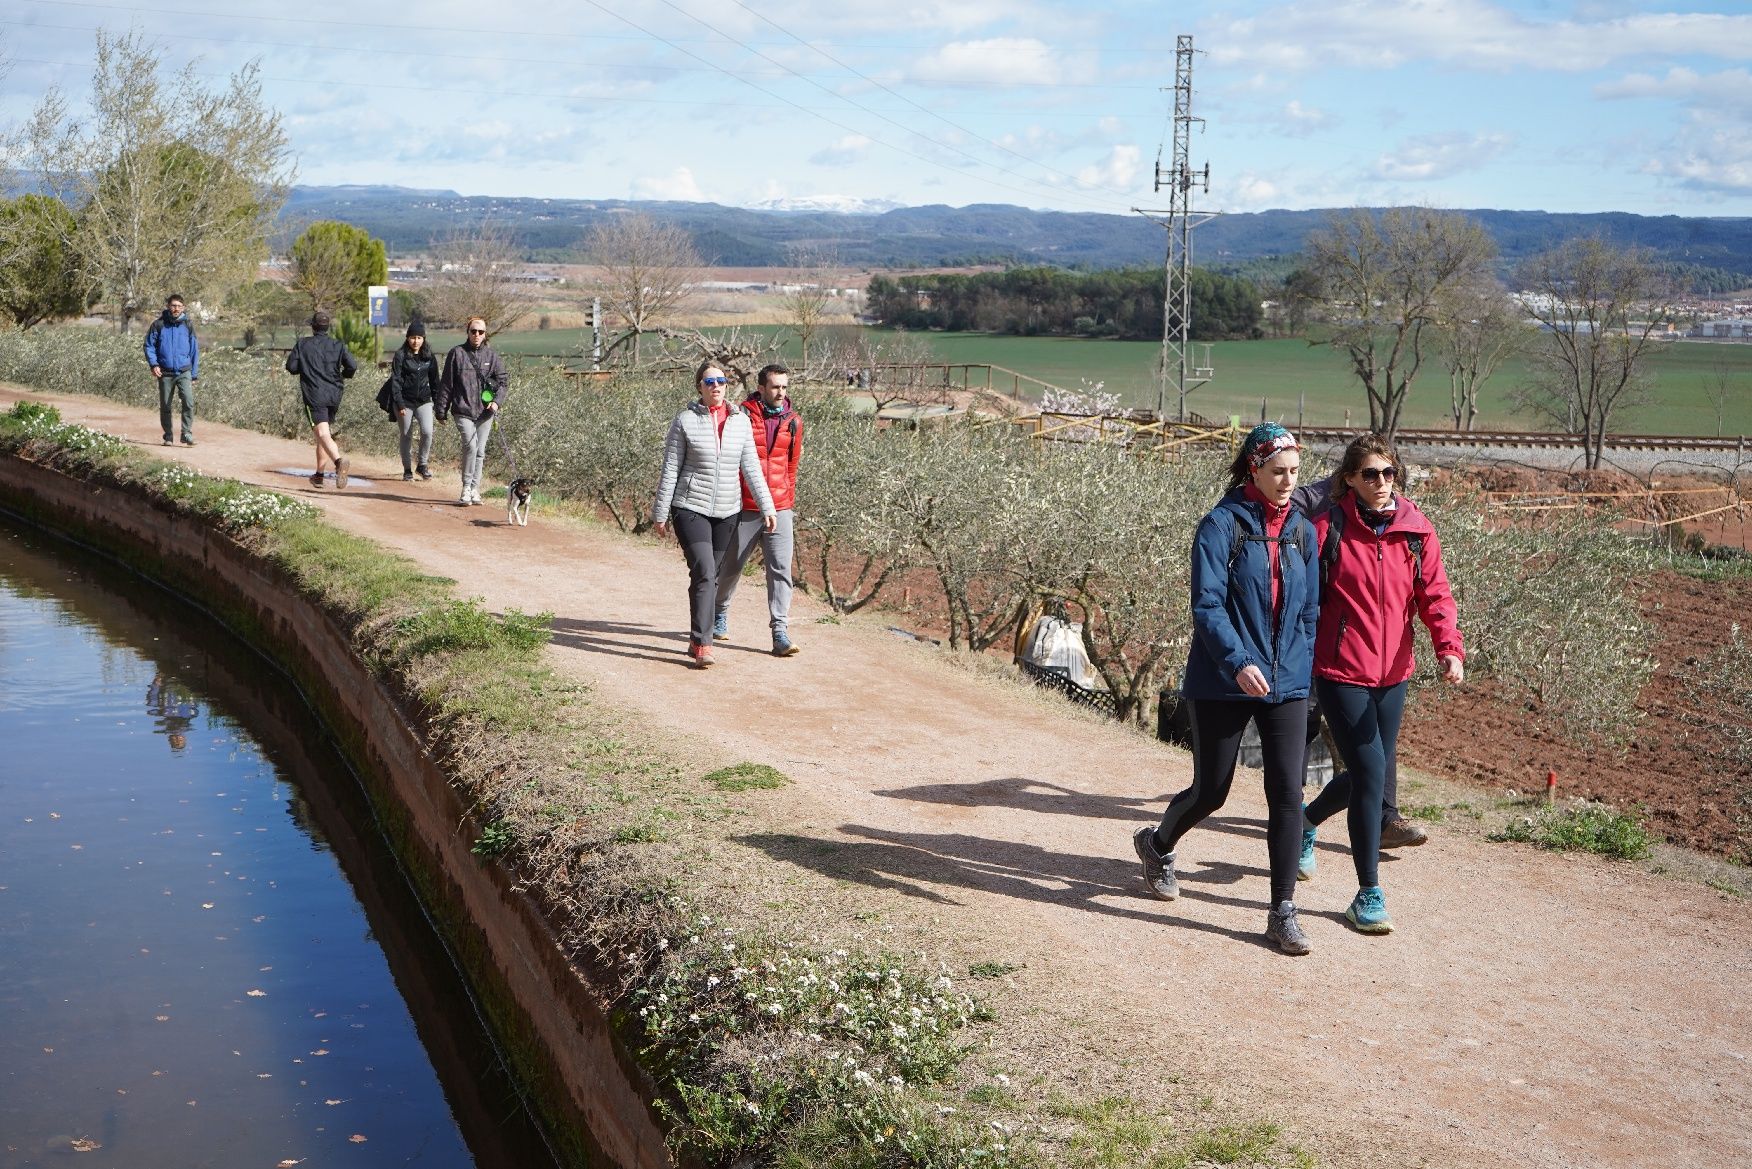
{"left": 391, "top": 320, "right": 440, "bottom": 481}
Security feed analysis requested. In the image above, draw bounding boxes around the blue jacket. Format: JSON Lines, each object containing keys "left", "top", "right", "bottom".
{"left": 143, "top": 310, "right": 199, "bottom": 378}
{"left": 1180, "top": 488, "right": 1319, "bottom": 703}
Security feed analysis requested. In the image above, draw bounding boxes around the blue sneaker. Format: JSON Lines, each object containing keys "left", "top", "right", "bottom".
{"left": 772, "top": 631, "right": 800, "bottom": 657}
{"left": 1345, "top": 886, "right": 1394, "bottom": 934}
{"left": 711, "top": 611, "right": 729, "bottom": 641}
{"left": 1297, "top": 823, "right": 1317, "bottom": 881}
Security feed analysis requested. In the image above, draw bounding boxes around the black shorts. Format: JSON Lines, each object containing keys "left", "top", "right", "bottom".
{"left": 305, "top": 401, "right": 338, "bottom": 426}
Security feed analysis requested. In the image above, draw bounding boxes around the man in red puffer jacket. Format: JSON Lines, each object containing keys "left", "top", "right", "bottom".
{"left": 713, "top": 363, "right": 804, "bottom": 656}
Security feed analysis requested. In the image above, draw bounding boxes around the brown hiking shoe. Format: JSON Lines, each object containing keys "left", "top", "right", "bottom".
{"left": 309, "top": 472, "right": 324, "bottom": 488}
{"left": 335, "top": 457, "right": 349, "bottom": 489}
{"left": 1380, "top": 818, "right": 1429, "bottom": 849}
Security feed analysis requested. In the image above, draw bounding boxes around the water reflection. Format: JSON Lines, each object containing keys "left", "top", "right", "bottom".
{"left": 0, "top": 519, "right": 558, "bottom": 1169}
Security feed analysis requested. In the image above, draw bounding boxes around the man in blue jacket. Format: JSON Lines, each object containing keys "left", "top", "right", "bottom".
{"left": 143, "top": 294, "right": 200, "bottom": 446}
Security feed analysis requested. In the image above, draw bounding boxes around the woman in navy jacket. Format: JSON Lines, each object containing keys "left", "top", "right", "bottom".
{"left": 1133, "top": 423, "right": 1320, "bottom": 955}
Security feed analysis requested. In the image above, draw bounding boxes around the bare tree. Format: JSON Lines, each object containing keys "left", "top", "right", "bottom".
{"left": 420, "top": 220, "right": 537, "bottom": 336}
{"left": 780, "top": 243, "right": 844, "bottom": 374}
{"left": 24, "top": 30, "right": 291, "bottom": 330}
{"left": 1306, "top": 207, "right": 1496, "bottom": 439}
{"left": 587, "top": 213, "right": 704, "bottom": 364}
{"left": 1435, "top": 276, "right": 1529, "bottom": 431}
{"left": 1705, "top": 354, "right": 1738, "bottom": 438}
{"left": 1513, "top": 238, "right": 1670, "bottom": 469}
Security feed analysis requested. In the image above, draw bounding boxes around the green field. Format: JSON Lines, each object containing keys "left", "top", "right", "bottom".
{"left": 410, "top": 324, "right": 1752, "bottom": 437}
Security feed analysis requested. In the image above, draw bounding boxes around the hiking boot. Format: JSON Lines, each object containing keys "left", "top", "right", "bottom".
{"left": 163, "top": 437, "right": 175, "bottom": 447}
{"left": 772, "top": 632, "right": 800, "bottom": 656}
{"left": 692, "top": 643, "right": 714, "bottom": 669}
{"left": 712, "top": 611, "right": 730, "bottom": 641}
{"left": 402, "top": 468, "right": 414, "bottom": 482}
{"left": 335, "top": 457, "right": 349, "bottom": 489}
{"left": 1298, "top": 822, "right": 1318, "bottom": 881}
{"left": 1380, "top": 817, "right": 1429, "bottom": 850}
{"left": 1345, "top": 886, "right": 1394, "bottom": 934}
{"left": 1266, "top": 901, "right": 1312, "bottom": 955}
{"left": 181, "top": 437, "right": 195, "bottom": 447}
{"left": 309, "top": 471, "right": 324, "bottom": 488}
{"left": 417, "top": 464, "right": 432, "bottom": 480}
{"left": 1132, "top": 827, "right": 1178, "bottom": 901}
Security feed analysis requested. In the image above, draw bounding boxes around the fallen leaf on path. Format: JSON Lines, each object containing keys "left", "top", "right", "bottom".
{"left": 276, "top": 1159, "right": 304, "bottom": 1167}
{"left": 348, "top": 1134, "right": 367, "bottom": 1144}
{"left": 68, "top": 1137, "right": 100, "bottom": 1152}
{"left": 245, "top": 989, "right": 267, "bottom": 997}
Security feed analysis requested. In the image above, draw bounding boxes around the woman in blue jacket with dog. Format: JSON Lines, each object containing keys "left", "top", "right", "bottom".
{"left": 1132, "top": 423, "right": 1320, "bottom": 955}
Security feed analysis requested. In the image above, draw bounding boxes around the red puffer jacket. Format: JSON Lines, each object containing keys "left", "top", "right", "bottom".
{"left": 1313, "top": 492, "right": 1464, "bottom": 687}
{"left": 738, "top": 394, "right": 803, "bottom": 512}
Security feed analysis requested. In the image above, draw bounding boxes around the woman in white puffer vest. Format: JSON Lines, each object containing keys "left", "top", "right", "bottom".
{"left": 653, "top": 361, "right": 777, "bottom": 668}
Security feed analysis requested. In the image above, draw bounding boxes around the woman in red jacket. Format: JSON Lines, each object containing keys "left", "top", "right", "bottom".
{"left": 1301, "top": 434, "right": 1464, "bottom": 935}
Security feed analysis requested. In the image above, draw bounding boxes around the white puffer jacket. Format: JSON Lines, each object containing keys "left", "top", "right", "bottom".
{"left": 653, "top": 401, "right": 777, "bottom": 523}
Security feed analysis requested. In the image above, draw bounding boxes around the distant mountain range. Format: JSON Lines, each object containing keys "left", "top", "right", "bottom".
{"left": 281, "top": 185, "right": 1752, "bottom": 282}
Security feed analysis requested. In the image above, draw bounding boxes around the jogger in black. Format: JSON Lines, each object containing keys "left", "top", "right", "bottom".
{"left": 1153, "top": 696, "right": 1309, "bottom": 907}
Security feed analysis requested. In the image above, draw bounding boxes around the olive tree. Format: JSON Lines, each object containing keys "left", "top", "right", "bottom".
{"left": 24, "top": 30, "right": 291, "bottom": 330}
{"left": 1306, "top": 207, "right": 1497, "bottom": 439}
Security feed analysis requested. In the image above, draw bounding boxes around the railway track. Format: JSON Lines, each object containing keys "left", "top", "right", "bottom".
{"left": 1298, "top": 427, "right": 1748, "bottom": 454}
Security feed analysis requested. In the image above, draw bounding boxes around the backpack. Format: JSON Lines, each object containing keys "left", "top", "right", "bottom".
{"left": 1319, "top": 506, "right": 1424, "bottom": 591}
{"left": 1226, "top": 510, "right": 1313, "bottom": 573}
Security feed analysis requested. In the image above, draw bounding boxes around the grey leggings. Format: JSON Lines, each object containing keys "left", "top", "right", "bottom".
{"left": 398, "top": 402, "right": 434, "bottom": 470}
{"left": 455, "top": 413, "right": 495, "bottom": 490}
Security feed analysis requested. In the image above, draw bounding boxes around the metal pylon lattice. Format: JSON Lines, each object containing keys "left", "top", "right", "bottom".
{"left": 1135, "top": 34, "right": 1219, "bottom": 424}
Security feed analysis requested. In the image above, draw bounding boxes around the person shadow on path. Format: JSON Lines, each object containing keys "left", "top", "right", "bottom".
{"left": 548, "top": 615, "right": 690, "bottom": 666}
{"left": 736, "top": 824, "right": 1276, "bottom": 949}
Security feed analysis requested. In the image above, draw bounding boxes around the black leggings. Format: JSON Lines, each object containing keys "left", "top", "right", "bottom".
{"left": 671, "top": 508, "right": 738, "bottom": 646}
{"left": 1306, "top": 679, "right": 1408, "bottom": 888}
{"left": 1306, "top": 702, "right": 1403, "bottom": 824}
{"left": 1154, "top": 697, "right": 1308, "bottom": 906}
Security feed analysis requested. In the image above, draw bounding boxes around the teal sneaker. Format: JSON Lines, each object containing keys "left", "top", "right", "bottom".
{"left": 712, "top": 610, "right": 730, "bottom": 641}
{"left": 1297, "top": 822, "right": 1317, "bottom": 881}
{"left": 1345, "top": 886, "right": 1394, "bottom": 934}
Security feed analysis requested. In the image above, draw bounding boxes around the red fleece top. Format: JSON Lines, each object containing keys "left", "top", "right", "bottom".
{"left": 1243, "top": 483, "right": 1289, "bottom": 622}
{"left": 709, "top": 401, "right": 728, "bottom": 439}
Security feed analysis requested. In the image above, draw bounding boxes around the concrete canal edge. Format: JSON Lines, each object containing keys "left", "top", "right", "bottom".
{"left": 1, "top": 452, "right": 672, "bottom": 1169}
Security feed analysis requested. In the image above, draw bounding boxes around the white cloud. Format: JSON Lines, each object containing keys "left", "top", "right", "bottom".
{"left": 1372, "top": 131, "right": 1513, "bottom": 180}
{"left": 909, "top": 38, "right": 1060, "bottom": 87}
{"left": 809, "top": 135, "right": 872, "bottom": 166}
{"left": 1597, "top": 67, "right": 1752, "bottom": 114}
{"left": 629, "top": 166, "right": 705, "bottom": 202}
{"left": 1282, "top": 100, "right": 1336, "bottom": 135}
{"left": 1076, "top": 144, "right": 1140, "bottom": 190}
{"left": 1212, "top": 0, "right": 1752, "bottom": 75}
{"left": 1229, "top": 175, "right": 1283, "bottom": 209}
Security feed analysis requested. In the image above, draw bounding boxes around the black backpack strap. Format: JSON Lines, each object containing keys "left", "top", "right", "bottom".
{"left": 1319, "top": 505, "right": 1345, "bottom": 589}
{"left": 1407, "top": 534, "right": 1425, "bottom": 590}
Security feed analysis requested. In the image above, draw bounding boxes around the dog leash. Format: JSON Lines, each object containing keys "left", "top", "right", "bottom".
{"left": 489, "top": 411, "right": 523, "bottom": 481}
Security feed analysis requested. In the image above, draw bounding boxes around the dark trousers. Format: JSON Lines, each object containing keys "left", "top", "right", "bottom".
{"left": 671, "top": 508, "right": 738, "bottom": 647}
{"left": 1305, "top": 679, "right": 1408, "bottom": 888}
{"left": 1306, "top": 702, "right": 1402, "bottom": 823}
{"left": 1155, "top": 696, "right": 1308, "bottom": 906}
{"left": 157, "top": 370, "right": 194, "bottom": 442}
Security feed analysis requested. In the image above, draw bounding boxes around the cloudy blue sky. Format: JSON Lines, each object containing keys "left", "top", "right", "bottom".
{"left": 5, "top": 0, "right": 1750, "bottom": 216}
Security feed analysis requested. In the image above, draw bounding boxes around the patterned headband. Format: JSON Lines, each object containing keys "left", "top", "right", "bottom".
{"left": 1244, "top": 423, "right": 1299, "bottom": 471}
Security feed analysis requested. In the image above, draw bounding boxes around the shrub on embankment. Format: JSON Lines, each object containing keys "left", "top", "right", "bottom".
{"left": 0, "top": 323, "right": 1660, "bottom": 748}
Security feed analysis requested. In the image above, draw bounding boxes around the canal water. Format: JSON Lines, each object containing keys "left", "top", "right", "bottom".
{"left": 0, "top": 517, "right": 559, "bottom": 1169}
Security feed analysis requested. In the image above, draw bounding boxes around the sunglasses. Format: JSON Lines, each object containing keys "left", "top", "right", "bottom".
{"left": 467, "top": 327, "right": 486, "bottom": 335}
{"left": 701, "top": 377, "right": 728, "bottom": 386}
{"left": 1358, "top": 466, "right": 1398, "bottom": 483}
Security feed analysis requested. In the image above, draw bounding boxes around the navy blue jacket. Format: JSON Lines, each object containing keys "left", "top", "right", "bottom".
{"left": 1180, "top": 488, "right": 1319, "bottom": 703}
{"left": 143, "top": 311, "right": 199, "bottom": 378}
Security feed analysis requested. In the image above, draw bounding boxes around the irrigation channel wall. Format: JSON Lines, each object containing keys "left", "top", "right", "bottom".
{"left": 0, "top": 451, "right": 670, "bottom": 1169}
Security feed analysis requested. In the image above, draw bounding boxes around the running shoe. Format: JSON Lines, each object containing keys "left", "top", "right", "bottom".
{"left": 1132, "top": 827, "right": 1179, "bottom": 901}
{"left": 1345, "top": 886, "right": 1394, "bottom": 934}
{"left": 1298, "top": 823, "right": 1318, "bottom": 881}
{"left": 1266, "top": 901, "right": 1312, "bottom": 955}
{"left": 712, "top": 611, "right": 730, "bottom": 641}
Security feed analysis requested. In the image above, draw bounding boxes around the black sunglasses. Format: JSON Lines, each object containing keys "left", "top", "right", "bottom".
{"left": 1359, "top": 466, "right": 1398, "bottom": 482}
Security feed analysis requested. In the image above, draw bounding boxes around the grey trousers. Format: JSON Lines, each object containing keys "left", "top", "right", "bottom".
{"left": 715, "top": 508, "right": 795, "bottom": 633}
{"left": 398, "top": 402, "right": 435, "bottom": 470}
{"left": 157, "top": 371, "right": 194, "bottom": 442}
{"left": 455, "top": 413, "right": 494, "bottom": 490}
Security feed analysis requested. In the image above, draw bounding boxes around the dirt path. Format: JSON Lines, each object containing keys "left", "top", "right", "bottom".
{"left": 9, "top": 385, "right": 1750, "bottom": 1169}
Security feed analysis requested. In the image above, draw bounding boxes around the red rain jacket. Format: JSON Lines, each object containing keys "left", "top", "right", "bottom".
{"left": 1312, "top": 492, "right": 1464, "bottom": 687}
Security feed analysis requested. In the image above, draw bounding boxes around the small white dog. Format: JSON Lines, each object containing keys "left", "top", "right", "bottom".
{"left": 507, "top": 477, "right": 533, "bottom": 526}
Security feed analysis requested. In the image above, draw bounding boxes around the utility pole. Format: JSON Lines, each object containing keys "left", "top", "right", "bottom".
{"left": 1135, "top": 34, "right": 1218, "bottom": 423}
